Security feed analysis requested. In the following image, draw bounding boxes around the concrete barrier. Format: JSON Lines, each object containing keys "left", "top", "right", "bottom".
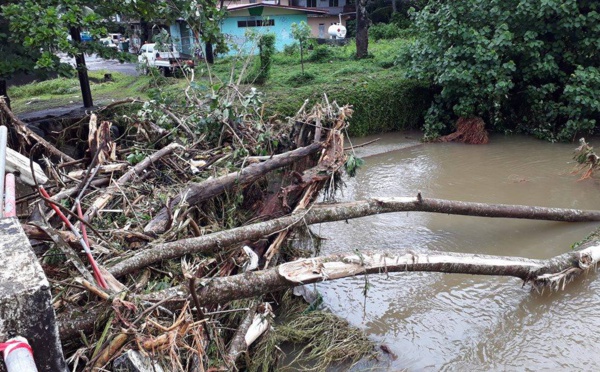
{"left": 0, "top": 218, "right": 68, "bottom": 371}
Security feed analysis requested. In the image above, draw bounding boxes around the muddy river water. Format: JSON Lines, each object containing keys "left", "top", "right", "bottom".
{"left": 312, "top": 133, "right": 600, "bottom": 371}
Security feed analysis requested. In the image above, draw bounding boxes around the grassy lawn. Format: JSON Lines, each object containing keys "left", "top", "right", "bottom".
{"left": 9, "top": 38, "right": 431, "bottom": 136}
{"left": 8, "top": 69, "right": 189, "bottom": 114}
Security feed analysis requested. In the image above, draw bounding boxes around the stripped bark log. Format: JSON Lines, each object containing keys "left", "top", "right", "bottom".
{"left": 225, "top": 303, "right": 257, "bottom": 367}
{"left": 143, "top": 142, "right": 324, "bottom": 235}
{"left": 141, "top": 241, "right": 600, "bottom": 307}
{"left": 108, "top": 196, "right": 600, "bottom": 278}
{"left": 83, "top": 142, "right": 182, "bottom": 222}
{"left": 67, "top": 163, "right": 127, "bottom": 180}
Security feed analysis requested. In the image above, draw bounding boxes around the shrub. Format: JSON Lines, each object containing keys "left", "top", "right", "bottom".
{"left": 253, "top": 33, "right": 276, "bottom": 84}
{"left": 283, "top": 42, "right": 299, "bottom": 56}
{"left": 370, "top": 6, "right": 392, "bottom": 24}
{"left": 369, "top": 23, "right": 402, "bottom": 41}
{"left": 406, "top": 0, "right": 600, "bottom": 141}
{"left": 267, "top": 73, "right": 432, "bottom": 136}
{"left": 307, "top": 45, "right": 335, "bottom": 63}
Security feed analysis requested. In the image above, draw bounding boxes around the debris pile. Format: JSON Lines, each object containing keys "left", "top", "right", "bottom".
{"left": 0, "top": 94, "right": 375, "bottom": 370}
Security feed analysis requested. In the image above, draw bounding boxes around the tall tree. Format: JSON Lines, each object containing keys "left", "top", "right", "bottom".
{"left": 0, "top": 2, "right": 42, "bottom": 109}
{"left": 2, "top": 0, "right": 123, "bottom": 108}
{"left": 355, "top": 0, "right": 369, "bottom": 58}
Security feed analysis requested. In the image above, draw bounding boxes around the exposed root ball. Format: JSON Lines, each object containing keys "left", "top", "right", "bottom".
{"left": 439, "top": 116, "right": 489, "bottom": 145}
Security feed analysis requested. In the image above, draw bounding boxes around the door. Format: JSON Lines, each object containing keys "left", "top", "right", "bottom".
{"left": 319, "top": 24, "right": 325, "bottom": 38}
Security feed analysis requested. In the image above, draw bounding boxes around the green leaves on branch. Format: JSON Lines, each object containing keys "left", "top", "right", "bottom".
{"left": 406, "top": 0, "right": 600, "bottom": 141}
{"left": 344, "top": 154, "right": 364, "bottom": 177}
{"left": 291, "top": 21, "right": 312, "bottom": 75}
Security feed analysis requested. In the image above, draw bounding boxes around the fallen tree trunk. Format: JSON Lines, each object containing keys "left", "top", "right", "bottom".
{"left": 109, "top": 196, "right": 600, "bottom": 278}
{"left": 22, "top": 223, "right": 84, "bottom": 250}
{"left": 143, "top": 142, "right": 324, "bottom": 235}
{"left": 61, "top": 240, "right": 600, "bottom": 339}
{"left": 141, "top": 240, "right": 600, "bottom": 307}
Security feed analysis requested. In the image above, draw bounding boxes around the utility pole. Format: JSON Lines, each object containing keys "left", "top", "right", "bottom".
{"left": 69, "top": 27, "right": 93, "bottom": 108}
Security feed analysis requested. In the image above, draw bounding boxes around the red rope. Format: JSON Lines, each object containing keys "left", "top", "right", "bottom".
{"left": 39, "top": 187, "right": 108, "bottom": 289}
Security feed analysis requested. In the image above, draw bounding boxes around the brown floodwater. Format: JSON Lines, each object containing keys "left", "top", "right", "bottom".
{"left": 312, "top": 133, "right": 600, "bottom": 371}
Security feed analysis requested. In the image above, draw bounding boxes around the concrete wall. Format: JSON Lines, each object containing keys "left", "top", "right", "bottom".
{"left": 0, "top": 218, "right": 67, "bottom": 371}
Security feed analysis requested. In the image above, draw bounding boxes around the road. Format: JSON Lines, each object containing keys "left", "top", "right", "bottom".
{"left": 58, "top": 53, "right": 139, "bottom": 76}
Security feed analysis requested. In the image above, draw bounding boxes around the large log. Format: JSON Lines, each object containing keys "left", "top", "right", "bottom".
{"left": 61, "top": 240, "right": 600, "bottom": 340}
{"left": 108, "top": 196, "right": 600, "bottom": 278}
{"left": 140, "top": 241, "right": 600, "bottom": 307}
{"left": 143, "top": 142, "right": 324, "bottom": 235}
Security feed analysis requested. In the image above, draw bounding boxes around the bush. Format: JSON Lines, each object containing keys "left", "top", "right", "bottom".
{"left": 406, "top": 0, "right": 600, "bottom": 141}
{"left": 251, "top": 33, "right": 276, "bottom": 84}
{"left": 369, "top": 23, "right": 402, "bottom": 41}
{"left": 307, "top": 45, "right": 335, "bottom": 63}
{"left": 283, "top": 42, "right": 299, "bottom": 56}
{"left": 370, "top": 6, "right": 392, "bottom": 24}
{"left": 267, "top": 73, "right": 432, "bottom": 136}
{"left": 287, "top": 71, "right": 315, "bottom": 87}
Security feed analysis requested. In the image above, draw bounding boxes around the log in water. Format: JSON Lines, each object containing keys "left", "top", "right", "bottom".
{"left": 315, "top": 133, "right": 600, "bottom": 371}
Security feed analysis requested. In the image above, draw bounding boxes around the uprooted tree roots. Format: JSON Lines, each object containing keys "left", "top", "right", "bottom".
{"left": 438, "top": 116, "right": 489, "bottom": 144}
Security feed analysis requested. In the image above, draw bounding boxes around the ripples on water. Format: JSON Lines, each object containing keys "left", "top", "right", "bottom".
{"left": 314, "top": 133, "right": 600, "bottom": 371}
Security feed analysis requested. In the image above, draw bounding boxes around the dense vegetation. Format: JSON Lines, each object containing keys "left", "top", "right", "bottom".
{"left": 11, "top": 0, "right": 599, "bottom": 142}
{"left": 405, "top": 0, "right": 600, "bottom": 142}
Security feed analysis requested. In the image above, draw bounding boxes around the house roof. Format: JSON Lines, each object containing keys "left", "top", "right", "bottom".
{"left": 225, "top": 3, "right": 328, "bottom": 15}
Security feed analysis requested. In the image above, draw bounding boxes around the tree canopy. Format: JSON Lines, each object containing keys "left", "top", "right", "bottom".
{"left": 406, "top": 0, "right": 600, "bottom": 142}
{"left": 0, "top": 0, "right": 228, "bottom": 105}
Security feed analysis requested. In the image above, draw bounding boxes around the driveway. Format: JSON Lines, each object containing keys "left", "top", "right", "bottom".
{"left": 58, "top": 53, "right": 139, "bottom": 76}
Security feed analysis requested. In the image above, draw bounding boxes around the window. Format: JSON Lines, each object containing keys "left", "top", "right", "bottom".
{"left": 257, "top": 19, "right": 275, "bottom": 26}
{"left": 238, "top": 19, "right": 275, "bottom": 27}
{"left": 329, "top": 0, "right": 338, "bottom": 6}
{"left": 307, "top": 0, "right": 317, "bottom": 7}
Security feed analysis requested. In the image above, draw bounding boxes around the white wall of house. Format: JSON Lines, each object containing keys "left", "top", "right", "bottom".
{"left": 293, "top": 0, "right": 346, "bottom": 13}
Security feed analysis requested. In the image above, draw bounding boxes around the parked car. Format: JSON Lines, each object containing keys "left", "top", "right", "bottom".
{"left": 137, "top": 43, "right": 194, "bottom": 76}
{"left": 99, "top": 37, "right": 118, "bottom": 49}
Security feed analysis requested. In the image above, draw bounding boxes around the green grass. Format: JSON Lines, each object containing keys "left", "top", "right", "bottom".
{"left": 8, "top": 69, "right": 188, "bottom": 114}
{"left": 10, "top": 38, "right": 432, "bottom": 136}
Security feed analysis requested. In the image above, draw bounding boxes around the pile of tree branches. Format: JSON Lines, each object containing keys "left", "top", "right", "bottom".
{"left": 3, "top": 83, "right": 600, "bottom": 370}
{"left": 1, "top": 90, "right": 371, "bottom": 370}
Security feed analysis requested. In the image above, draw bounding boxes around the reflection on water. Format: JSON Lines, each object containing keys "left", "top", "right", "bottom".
{"left": 314, "top": 133, "right": 600, "bottom": 371}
